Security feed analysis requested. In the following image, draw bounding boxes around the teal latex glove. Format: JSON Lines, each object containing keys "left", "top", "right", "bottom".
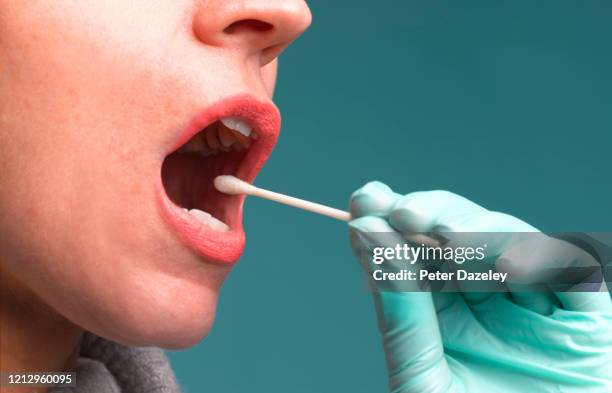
{"left": 348, "top": 182, "right": 612, "bottom": 393}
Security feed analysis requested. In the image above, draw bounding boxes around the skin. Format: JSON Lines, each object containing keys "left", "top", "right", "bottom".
{"left": 0, "top": 0, "right": 311, "bottom": 383}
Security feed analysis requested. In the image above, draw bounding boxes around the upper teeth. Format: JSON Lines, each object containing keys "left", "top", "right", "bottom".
{"left": 221, "top": 117, "right": 252, "bottom": 137}
{"left": 177, "top": 116, "right": 254, "bottom": 156}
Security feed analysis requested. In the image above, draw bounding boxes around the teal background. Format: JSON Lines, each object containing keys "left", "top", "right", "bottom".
{"left": 169, "top": 1, "right": 612, "bottom": 392}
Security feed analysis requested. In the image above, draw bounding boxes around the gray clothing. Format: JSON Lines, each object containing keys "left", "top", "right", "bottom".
{"left": 50, "top": 333, "right": 180, "bottom": 393}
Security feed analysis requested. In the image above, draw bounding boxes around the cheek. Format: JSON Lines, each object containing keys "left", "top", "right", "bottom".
{"left": 0, "top": 157, "right": 230, "bottom": 348}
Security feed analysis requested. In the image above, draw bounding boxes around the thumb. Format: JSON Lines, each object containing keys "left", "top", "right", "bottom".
{"left": 349, "top": 217, "right": 452, "bottom": 393}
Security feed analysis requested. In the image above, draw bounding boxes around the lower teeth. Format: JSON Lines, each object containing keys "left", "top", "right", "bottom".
{"left": 187, "top": 208, "right": 230, "bottom": 232}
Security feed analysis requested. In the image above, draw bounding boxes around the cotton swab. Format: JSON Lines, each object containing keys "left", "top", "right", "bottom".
{"left": 214, "top": 175, "right": 351, "bottom": 221}
{"left": 214, "top": 175, "right": 442, "bottom": 247}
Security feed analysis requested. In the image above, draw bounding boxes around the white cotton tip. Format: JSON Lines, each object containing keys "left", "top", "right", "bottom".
{"left": 214, "top": 175, "right": 250, "bottom": 195}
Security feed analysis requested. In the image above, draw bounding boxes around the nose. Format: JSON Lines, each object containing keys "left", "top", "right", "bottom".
{"left": 193, "top": 0, "right": 312, "bottom": 65}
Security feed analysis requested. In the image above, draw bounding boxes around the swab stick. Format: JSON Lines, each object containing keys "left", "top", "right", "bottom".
{"left": 214, "top": 175, "right": 442, "bottom": 247}
{"left": 214, "top": 175, "right": 351, "bottom": 221}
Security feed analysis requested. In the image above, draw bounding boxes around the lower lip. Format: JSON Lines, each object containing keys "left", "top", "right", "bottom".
{"left": 156, "top": 181, "right": 246, "bottom": 264}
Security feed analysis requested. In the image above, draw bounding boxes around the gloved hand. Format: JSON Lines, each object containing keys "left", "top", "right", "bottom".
{"left": 348, "top": 182, "right": 612, "bottom": 393}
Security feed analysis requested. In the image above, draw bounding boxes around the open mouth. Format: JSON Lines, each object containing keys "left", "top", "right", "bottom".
{"left": 161, "top": 117, "right": 255, "bottom": 232}
{"left": 157, "top": 95, "right": 281, "bottom": 264}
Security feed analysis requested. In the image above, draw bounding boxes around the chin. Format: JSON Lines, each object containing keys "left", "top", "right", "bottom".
{"left": 141, "top": 294, "right": 219, "bottom": 350}
{"left": 81, "top": 263, "right": 224, "bottom": 350}
{"left": 104, "top": 298, "right": 218, "bottom": 349}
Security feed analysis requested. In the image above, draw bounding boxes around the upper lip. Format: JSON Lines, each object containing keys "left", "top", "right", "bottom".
{"left": 158, "top": 93, "right": 281, "bottom": 264}
{"left": 167, "top": 94, "right": 281, "bottom": 184}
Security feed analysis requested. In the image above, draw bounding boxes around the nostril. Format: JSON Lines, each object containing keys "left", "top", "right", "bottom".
{"left": 224, "top": 19, "right": 273, "bottom": 34}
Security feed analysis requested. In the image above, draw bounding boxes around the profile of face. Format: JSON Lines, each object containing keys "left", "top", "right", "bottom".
{"left": 0, "top": 0, "right": 311, "bottom": 348}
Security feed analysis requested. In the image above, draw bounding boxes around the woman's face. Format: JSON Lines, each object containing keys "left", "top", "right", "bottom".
{"left": 0, "top": 0, "right": 310, "bottom": 347}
